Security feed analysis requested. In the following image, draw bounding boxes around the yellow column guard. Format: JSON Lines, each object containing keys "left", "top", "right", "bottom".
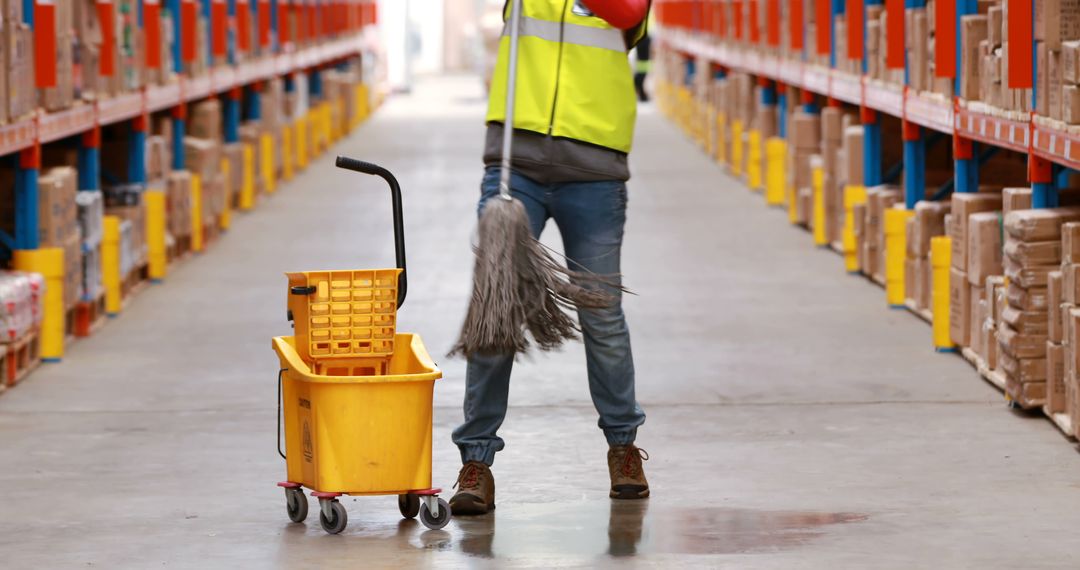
{"left": 13, "top": 248, "right": 64, "bottom": 360}
{"left": 102, "top": 216, "right": 122, "bottom": 316}
{"left": 931, "top": 236, "right": 955, "bottom": 352}
{"left": 144, "top": 189, "right": 167, "bottom": 281}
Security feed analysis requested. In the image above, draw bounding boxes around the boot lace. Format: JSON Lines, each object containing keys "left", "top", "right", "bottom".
{"left": 620, "top": 447, "right": 649, "bottom": 477}
{"left": 454, "top": 463, "right": 484, "bottom": 490}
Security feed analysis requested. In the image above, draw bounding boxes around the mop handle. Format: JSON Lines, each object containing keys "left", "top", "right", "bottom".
{"left": 498, "top": 0, "right": 524, "bottom": 200}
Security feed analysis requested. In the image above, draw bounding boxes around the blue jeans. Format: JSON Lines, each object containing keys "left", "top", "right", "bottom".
{"left": 452, "top": 167, "right": 646, "bottom": 466}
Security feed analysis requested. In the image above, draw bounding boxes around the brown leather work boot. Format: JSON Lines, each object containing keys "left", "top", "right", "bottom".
{"left": 449, "top": 461, "right": 495, "bottom": 516}
{"left": 608, "top": 445, "right": 650, "bottom": 499}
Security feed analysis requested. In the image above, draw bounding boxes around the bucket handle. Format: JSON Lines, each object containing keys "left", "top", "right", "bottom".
{"left": 277, "top": 368, "right": 287, "bottom": 461}
{"left": 335, "top": 156, "right": 408, "bottom": 309}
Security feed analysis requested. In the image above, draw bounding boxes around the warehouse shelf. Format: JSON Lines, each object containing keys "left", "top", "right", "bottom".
{"left": 1, "top": 34, "right": 367, "bottom": 157}
{"left": 954, "top": 106, "right": 1030, "bottom": 155}
{"left": 863, "top": 82, "right": 903, "bottom": 117}
{"left": 1032, "top": 121, "right": 1080, "bottom": 172}
{"left": 655, "top": 28, "right": 955, "bottom": 135}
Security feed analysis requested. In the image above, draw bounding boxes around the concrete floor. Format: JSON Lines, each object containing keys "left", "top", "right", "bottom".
{"left": 1, "top": 75, "right": 1079, "bottom": 569}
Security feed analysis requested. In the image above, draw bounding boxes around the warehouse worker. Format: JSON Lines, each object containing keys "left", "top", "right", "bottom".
{"left": 451, "top": 0, "right": 652, "bottom": 516}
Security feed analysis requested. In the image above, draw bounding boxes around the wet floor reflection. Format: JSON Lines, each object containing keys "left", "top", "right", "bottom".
{"left": 274, "top": 500, "right": 867, "bottom": 564}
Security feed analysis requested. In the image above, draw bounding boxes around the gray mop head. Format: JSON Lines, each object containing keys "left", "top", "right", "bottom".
{"left": 451, "top": 196, "right": 623, "bottom": 358}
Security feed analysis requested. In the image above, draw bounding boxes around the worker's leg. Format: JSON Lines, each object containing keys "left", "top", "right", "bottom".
{"left": 452, "top": 166, "right": 549, "bottom": 465}
{"left": 549, "top": 179, "right": 645, "bottom": 445}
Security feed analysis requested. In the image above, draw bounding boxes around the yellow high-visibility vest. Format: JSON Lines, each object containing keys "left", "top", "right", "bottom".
{"left": 486, "top": 0, "right": 648, "bottom": 154}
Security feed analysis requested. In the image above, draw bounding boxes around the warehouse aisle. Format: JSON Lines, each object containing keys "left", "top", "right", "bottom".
{"left": 2, "top": 76, "right": 1079, "bottom": 568}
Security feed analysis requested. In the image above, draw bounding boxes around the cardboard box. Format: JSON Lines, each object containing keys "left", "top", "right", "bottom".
{"left": 183, "top": 137, "right": 221, "bottom": 182}
{"left": 1050, "top": 270, "right": 1065, "bottom": 342}
{"left": 1066, "top": 85, "right": 1080, "bottom": 124}
{"left": 1001, "top": 305, "right": 1050, "bottom": 335}
{"left": 792, "top": 112, "right": 822, "bottom": 150}
{"left": 905, "top": 256, "right": 917, "bottom": 303}
{"left": 915, "top": 255, "right": 931, "bottom": 309}
{"left": 988, "top": 6, "right": 1003, "bottom": 46}
{"left": 951, "top": 193, "right": 1004, "bottom": 271}
{"left": 968, "top": 212, "right": 1004, "bottom": 285}
{"left": 951, "top": 267, "right": 972, "bottom": 346}
{"left": 1038, "top": 43, "right": 1049, "bottom": 115}
{"left": 166, "top": 170, "right": 193, "bottom": 239}
{"left": 984, "top": 318, "right": 999, "bottom": 369}
{"left": 1002, "top": 187, "right": 1032, "bottom": 215}
{"left": 1048, "top": 341, "right": 1068, "bottom": 412}
{"left": 146, "top": 135, "right": 171, "bottom": 184}
{"left": 1070, "top": 308, "right": 1080, "bottom": 373}
{"left": 998, "top": 321, "right": 1050, "bottom": 359}
{"left": 972, "top": 284, "right": 986, "bottom": 352}
{"left": 190, "top": 99, "right": 223, "bottom": 141}
{"left": 1065, "top": 263, "right": 1080, "bottom": 304}
{"left": 987, "top": 275, "right": 1007, "bottom": 320}
{"left": 963, "top": 15, "right": 989, "bottom": 99}
{"left": 1064, "top": 222, "right": 1080, "bottom": 263}
{"left": 6, "top": 22, "right": 34, "bottom": 120}
{"left": 1007, "top": 282, "right": 1049, "bottom": 310}
{"left": 913, "top": 200, "right": 951, "bottom": 257}
{"left": 1003, "top": 239, "right": 1060, "bottom": 267}
{"left": 1005, "top": 207, "right": 1080, "bottom": 241}
{"left": 1050, "top": 48, "right": 1064, "bottom": 120}
{"left": 1064, "top": 41, "right": 1080, "bottom": 83}
{"left": 1005, "top": 256, "right": 1058, "bottom": 288}
{"left": 1040, "top": 0, "right": 1080, "bottom": 50}
{"left": 843, "top": 126, "right": 864, "bottom": 186}
{"left": 1000, "top": 349, "right": 1048, "bottom": 383}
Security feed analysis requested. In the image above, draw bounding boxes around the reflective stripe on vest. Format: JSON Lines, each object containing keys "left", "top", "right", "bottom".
{"left": 486, "top": 0, "right": 647, "bottom": 154}
{"left": 502, "top": 16, "right": 627, "bottom": 53}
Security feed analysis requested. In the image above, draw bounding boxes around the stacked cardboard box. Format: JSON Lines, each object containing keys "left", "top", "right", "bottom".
{"left": 41, "top": 1, "right": 75, "bottom": 111}
{"left": 165, "top": 170, "right": 192, "bottom": 247}
{"left": 980, "top": 275, "right": 1008, "bottom": 369}
{"left": 5, "top": 6, "right": 34, "bottom": 121}
{"left": 1057, "top": 223, "right": 1080, "bottom": 432}
{"left": 145, "top": 135, "right": 172, "bottom": 186}
{"left": 907, "top": 200, "right": 951, "bottom": 310}
{"left": 820, "top": 107, "right": 847, "bottom": 243}
{"left": 999, "top": 208, "right": 1080, "bottom": 406}
{"left": 790, "top": 111, "right": 820, "bottom": 224}
{"left": 863, "top": 186, "right": 903, "bottom": 281}
{"left": 949, "top": 192, "right": 1003, "bottom": 347}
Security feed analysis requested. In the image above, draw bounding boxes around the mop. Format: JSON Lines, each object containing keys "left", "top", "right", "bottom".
{"left": 452, "top": 0, "right": 622, "bottom": 358}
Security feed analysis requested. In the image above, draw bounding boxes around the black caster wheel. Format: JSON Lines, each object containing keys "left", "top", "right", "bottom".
{"left": 399, "top": 494, "right": 421, "bottom": 519}
{"left": 419, "top": 498, "right": 451, "bottom": 530}
{"left": 285, "top": 487, "right": 308, "bottom": 523}
{"left": 319, "top": 500, "right": 348, "bottom": 534}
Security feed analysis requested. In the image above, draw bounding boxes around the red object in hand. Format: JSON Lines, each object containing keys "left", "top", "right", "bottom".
{"left": 578, "top": 0, "right": 649, "bottom": 30}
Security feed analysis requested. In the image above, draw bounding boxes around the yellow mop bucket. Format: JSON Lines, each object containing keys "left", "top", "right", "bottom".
{"left": 274, "top": 157, "right": 447, "bottom": 535}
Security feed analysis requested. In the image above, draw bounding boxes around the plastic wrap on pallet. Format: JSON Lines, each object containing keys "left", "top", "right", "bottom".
{"left": 81, "top": 241, "right": 103, "bottom": 303}
{"left": 103, "top": 183, "right": 144, "bottom": 208}
{"left": 76, "top": 190, "right": 105, "bottom": 246}
{"left": 118, "top": 219, "right": 134, "bottom": 278}
{"left": 0, "top": 271, "right": 43, "bottom": 342}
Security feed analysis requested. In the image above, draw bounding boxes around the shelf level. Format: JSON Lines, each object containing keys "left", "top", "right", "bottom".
{"left": 0, "top": 33, "right": 368, "bottom": 157}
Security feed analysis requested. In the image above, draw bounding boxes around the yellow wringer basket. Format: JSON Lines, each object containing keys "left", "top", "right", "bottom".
{"left": 273, "top": 157, "right": 447, "bottom": 535}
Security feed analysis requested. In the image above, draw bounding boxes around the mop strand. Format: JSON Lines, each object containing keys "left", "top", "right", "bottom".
{"left": 450, "top": 196, "right": 625, "bottom": 358}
